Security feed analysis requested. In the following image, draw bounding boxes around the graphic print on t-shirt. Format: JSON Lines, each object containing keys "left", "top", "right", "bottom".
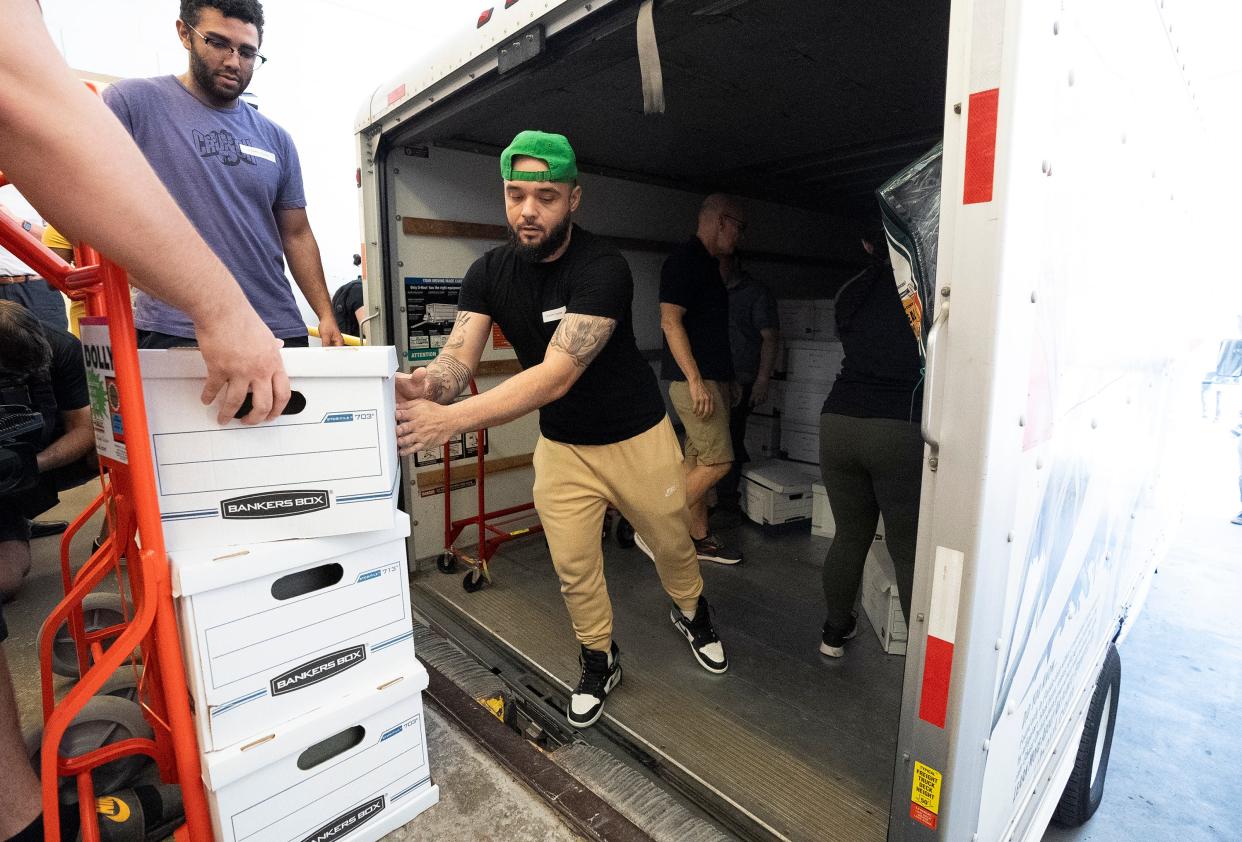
{"left": 193, "top": 128, "right": 264, "bottom": 167}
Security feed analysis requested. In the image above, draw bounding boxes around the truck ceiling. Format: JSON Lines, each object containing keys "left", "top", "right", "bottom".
{"left": 377, "top": 0, "right": 951, "bottom": 215}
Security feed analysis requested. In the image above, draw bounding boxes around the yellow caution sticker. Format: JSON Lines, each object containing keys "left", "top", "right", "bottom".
{"left": 97, "top": 796, "right": 131, "bottom": 823}
{"left": 910, "top": 761, "right": 942, "bottom": 830}
{"left": 481, "top": 694, "right": 506, "bottom": 722}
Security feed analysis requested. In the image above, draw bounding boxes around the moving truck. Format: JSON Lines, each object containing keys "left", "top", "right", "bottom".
{"left": 353, "top": 1, "right": 1209, "bottom": 839}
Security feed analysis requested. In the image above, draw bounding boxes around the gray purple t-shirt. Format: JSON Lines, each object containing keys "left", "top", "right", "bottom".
{"left": 104, "top": 76, "right": 308, "bottom": 339}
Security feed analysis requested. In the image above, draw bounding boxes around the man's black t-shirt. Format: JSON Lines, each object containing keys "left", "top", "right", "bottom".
{"left": 46, "top": 326, "right": 89, "bottom": 417}
{"left": 659, "top": 237, "right": 735, "bottom": 382}
{"left": 821, "top": 263, "right": 924, "bottom": 422}
{"left": 458, "top": 225, "right": 665, "bottom": 446}
{"left": 22, "top": 325, "right": 90, "bottom": 444}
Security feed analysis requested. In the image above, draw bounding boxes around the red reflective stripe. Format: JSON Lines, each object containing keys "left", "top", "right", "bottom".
{"left": 387, "top": 84, "right": 406, "bottom": 106}
{"left": 478, "top": 8, "right": 494, "bottom": 27}
{"left": 919, "top": 635, "right": 954, "bottom": 728}
{"left": 962, "top": 88, "right": 1000, "bottom": 204}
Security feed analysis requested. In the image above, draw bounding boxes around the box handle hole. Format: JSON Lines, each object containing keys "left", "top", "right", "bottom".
{"left": 271, "top": 563, "right": 343, "bottom": 600}
{"left": 297, "top": 724, "right": 364, "bottom": 770}
{"left": 233, "top": 390, "right": 307, "bottom": 420}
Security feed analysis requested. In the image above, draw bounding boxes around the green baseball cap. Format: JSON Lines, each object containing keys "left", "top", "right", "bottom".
{"left": 500, "top": 130, "right": 578, "bottom": 182}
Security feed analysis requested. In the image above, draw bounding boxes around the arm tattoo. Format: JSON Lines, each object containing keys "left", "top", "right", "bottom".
{"left": 549, "top": 314, "right": 617, "bottom": 369}
{"left": 443, "top": 311, "right": 471, "bottom": 352}
{"left": 424, "top": 353, "right": 471, "bottom": 404}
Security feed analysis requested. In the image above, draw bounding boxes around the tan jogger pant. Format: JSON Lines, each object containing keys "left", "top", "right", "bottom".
{"left": 532, "top": 417, "right": 704, "bottom": 652}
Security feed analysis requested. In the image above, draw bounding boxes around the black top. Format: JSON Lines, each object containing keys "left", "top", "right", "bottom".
{"left": 31, "top": 325, "right": 89, "bottom": 444}
{"left": 659, "top": 237, "right": 735, "bottom": 382}
{"left": 822, "top": 263, "right": 924, "bottom": 422}
{"left": 458, "top": 225, "right": 666, "bottom": 445}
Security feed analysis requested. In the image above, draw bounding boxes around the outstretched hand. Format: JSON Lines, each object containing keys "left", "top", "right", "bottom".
{"left": 395, "top": 398, "right": 455, "bottom": 457}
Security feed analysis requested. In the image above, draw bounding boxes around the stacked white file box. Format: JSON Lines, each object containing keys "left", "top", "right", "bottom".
{"left": 143, "top": 347, "right": 438, "bottom": 840}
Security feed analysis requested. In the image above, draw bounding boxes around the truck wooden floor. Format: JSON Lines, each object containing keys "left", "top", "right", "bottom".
{"left": 413, "top": 520, "right": 903, "bottom": 842}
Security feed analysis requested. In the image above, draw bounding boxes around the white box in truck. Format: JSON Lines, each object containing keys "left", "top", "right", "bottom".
{"left": 353, "top": 1, "right": 1212, "bottom": 839}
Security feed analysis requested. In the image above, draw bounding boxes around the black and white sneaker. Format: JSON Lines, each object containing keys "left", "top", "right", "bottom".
{"left": 670, "top": 595, "right": 728, "bottom": 673}
{"left": 819, "top": 614, "right": 859, "bottom": 658}
{"left": 567, "top": 642, "right": 622, "bottom": 728}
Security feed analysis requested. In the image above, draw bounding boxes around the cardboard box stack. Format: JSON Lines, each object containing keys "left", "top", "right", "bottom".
{"left": 768, "top": 300, "right": 842, "bottom": 468}
{"left": 141, "top": 347, "right": 439, "bottom": 841}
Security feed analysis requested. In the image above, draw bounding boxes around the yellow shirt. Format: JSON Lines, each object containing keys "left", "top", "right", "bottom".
{"left": 42, "top": 224, "right": 72, "bottom": 252}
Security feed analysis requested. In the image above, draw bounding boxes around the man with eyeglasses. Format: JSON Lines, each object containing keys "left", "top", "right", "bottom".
{"left": 102, "top": 0, "right": 343, "bottom": 350}
{"left": 644, "top": 194, "right": 748, "bottom": 566}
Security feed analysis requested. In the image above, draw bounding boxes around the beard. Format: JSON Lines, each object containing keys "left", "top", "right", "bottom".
{"left": 510, "top": 214, "right": 572, "bottom": 264}
{"left": 189, "top": 48, "right": 251, "bottom": 103}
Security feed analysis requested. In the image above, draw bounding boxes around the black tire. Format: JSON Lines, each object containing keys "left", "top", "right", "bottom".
{"left": 436, "top": 552, "right": 458, "bottom": 574}
{"left": 28, "top": 695, "right": 155, "bottom": 804}
{"left": 463, "top": 568, "right": 488, "bottom": 592}
{"left": 48, "top": 593, "right": 139, "bottom": 679}
{"left": 1052, "top": 645, "right": 1121, "bottom": 827}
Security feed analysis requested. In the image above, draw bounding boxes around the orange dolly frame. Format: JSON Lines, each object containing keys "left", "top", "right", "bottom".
{"left": 0, "top": 174, "right": 213, "bottom": 841}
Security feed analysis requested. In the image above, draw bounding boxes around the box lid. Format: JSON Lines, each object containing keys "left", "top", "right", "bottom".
{"left": 171, "top": 515, "right": 410, "bottom": 597}
{"left": 139, "top": 346, "right": 398, "bottom": 379}
{"left": 741, "top": 459, "right": 819, "bottom": 493}
{"left": 200, "top": 662, "right": 428, "bottom": 791}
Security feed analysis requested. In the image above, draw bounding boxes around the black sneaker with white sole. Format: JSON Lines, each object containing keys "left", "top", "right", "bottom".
{"left": 693, "top": 534, "right": 742, "bottom": 565}
{"left": 567, "top": 641, "right": 622, "bottom": 728}
{"left": 819, "top": 614, "right": 859, "bottom": 658}
{"left": 670, "top": 595, "right": 728, "bottom": 673}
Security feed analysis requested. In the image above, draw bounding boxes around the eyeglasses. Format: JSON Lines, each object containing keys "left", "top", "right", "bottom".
{"left": 181, "top": 20, "right": 267, "bottom": 67}
{"left": 722, "top": 214, "right": 748, "bottom": 234}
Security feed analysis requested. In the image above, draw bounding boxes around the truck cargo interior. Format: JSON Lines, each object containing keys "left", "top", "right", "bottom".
{"left": 376, "top": 2, "right": 952, "bottom": 839}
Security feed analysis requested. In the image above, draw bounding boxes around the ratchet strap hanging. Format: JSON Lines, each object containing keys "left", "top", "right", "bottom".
{"left": 637, "top": 0, "right": 665, "bottom": 114}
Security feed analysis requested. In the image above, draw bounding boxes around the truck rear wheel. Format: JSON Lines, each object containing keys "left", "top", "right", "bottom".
{"left": 1052, "top": 644, "right": 1121, "bottom": 826}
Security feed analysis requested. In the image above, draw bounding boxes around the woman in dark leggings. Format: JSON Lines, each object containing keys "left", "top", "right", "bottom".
{"left": 818, "top": 229, "right": 924, "bottom": 657}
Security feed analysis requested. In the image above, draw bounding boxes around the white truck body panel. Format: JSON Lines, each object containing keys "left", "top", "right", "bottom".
{"left": 356, "top": 1, "right": 1209, "bottom": 839}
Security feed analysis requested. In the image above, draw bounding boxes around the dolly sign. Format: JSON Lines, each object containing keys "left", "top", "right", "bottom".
{"left": 79, "top": 318, "right": 127, "bottom": 465}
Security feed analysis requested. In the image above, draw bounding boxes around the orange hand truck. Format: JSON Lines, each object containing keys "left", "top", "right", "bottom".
{"left": 0, "top": 174, "right": 213, "bottom": 841}
{"left": 438, "top": 379, "right": 543, "bottom": 592}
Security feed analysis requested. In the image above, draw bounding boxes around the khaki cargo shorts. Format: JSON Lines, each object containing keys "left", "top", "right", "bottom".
{"left": 668, "top": 379, "right": 734, "bottom": 467}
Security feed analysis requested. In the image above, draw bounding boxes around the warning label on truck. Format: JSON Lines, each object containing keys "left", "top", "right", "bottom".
{"left": 404, "top": 276, "right": 460, "bottom": 364}
{"left": 910, "top": 761, "right": 942, "bottom": 830}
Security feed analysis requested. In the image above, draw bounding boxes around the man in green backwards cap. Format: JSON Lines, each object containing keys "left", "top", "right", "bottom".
{"left": 393, "top": 130, "right": 728, "bottom": 728}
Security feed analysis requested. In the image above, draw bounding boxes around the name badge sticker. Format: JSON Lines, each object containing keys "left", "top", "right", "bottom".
{"left": 542, "top": 306, "right": 566, "bottom": 323}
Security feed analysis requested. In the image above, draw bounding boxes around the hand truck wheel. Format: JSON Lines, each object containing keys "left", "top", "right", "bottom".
{"left": 48, "top": 593, "right": 141, "bottom": 679}
{"left": 436, "top": 551, "right": 458, "bottom": 574}
{"left": 94, "top": 665, "right": 145, "bottom": 704}
{"left": 27, "top": 695, "right": 155, "bottom": 804}
{"left": 463, "top": 567, "right": 489, "bottom": 592}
